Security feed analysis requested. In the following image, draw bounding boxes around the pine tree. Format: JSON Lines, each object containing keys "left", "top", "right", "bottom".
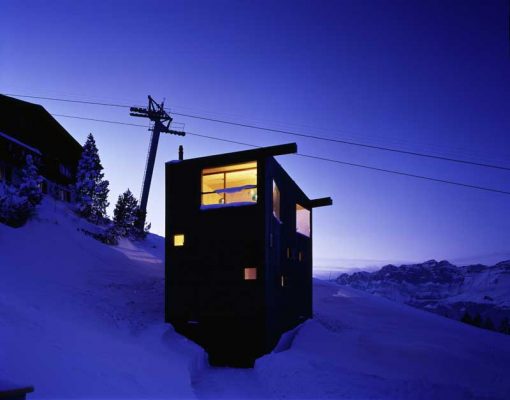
{"left": 113, "top": 189, "right": 139, "bottom": 237}
{"left": 75, "top": 133, "right": 110, "bottom": 222}
{"left": 0, "top": 182, "right": 32, "bottom": 227}
{"left": 19, "top": 154, "right": 43, "bottom": 206}
{"left": 93, "top": 179, "right": 110, "bottom": 222}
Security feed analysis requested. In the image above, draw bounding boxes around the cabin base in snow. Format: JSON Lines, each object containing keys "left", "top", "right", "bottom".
{"left": 165, "top": 143, "right": 332, "bottom": 366}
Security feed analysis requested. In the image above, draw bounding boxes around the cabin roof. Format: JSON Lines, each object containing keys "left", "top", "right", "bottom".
{"left": 167, "top": 143, "right": 333, "bottom": 209}
{"left": 166, "top": 143, "right": 297, "bottom": 166}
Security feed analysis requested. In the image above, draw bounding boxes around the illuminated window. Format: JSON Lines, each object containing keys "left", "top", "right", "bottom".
{"left": 173, "top": 234, "right": 185, "bottom": 246}
{"left": 244, "top": 267, "right": 257, "bottom": 280}
{"left": 272, "top": 181, "right": 280, "bottom": 221}
{"left": 281, "top": 275, "right": 285, "bottom": 287}
{"left": 296, "top": 204, "right": 310, "bottom": 237}
{"left": 202, "top": 162, "right": 257, "bottom": 206}
{"left": 298, "top": 251, "right": 303, "bottom": 262}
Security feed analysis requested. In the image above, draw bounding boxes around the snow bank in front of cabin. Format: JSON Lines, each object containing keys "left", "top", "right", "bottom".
{"left": 0, "top": 197, "right": 200, "bottom": 399}
{"left": 1, "top": 197, "right": 510, "bottom": 399}
{"left": 256, "top": 281, "right": 510, "bottom": 399}
{"left": 190, "top": 280, "right": 510, "bottom": 400}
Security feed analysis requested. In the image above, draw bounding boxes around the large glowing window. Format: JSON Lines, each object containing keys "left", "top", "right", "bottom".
{"left": 296, "top": 204, "right": 310, "bottom": 237}
{"left": 202, "top": 161, "right": 257, "bottom": 206}
{"left": 272, "top": 181, "right": 281, "bottom": 221}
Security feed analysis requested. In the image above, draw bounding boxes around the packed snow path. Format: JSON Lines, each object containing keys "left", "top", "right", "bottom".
{"left": 1, "top": 198, "right": 510, "bottom": 399}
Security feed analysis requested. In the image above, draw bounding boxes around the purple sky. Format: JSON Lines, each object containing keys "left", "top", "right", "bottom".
{"left": 1, "top": 0, "right": 509, "bottom": 270}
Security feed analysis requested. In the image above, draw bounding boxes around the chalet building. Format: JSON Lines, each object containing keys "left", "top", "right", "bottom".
{"left": 165, "top": 143, "right": 332, "bottom": 366}
{"left": 0, "top": 94, "right": 82, "bottom": 201}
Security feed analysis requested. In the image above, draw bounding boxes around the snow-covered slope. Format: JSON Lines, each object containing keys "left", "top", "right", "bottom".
{"left": 336, "top": 260, "right": 510, "bottom": 327}
{"left": 0, "top": 197, "right": 200, "bottom": 399}
{"left": 2, "top": 198, "right": 510, "bottom": 399}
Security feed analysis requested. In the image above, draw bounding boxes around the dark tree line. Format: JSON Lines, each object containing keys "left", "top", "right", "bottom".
{"left": 461, "top": 312, "right": 510, "bottom": 335}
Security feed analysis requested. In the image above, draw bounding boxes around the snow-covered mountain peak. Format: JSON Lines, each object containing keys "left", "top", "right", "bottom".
{"left": 336, "top": 258, "right": 510, "bottom": 336}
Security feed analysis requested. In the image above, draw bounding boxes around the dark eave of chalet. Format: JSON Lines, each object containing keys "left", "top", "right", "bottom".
{"left": 0, "top": 94, "right": 82, "bottom": 166}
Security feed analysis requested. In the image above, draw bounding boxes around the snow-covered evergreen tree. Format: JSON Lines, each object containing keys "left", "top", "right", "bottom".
{"left": 113, "top": 189, "right": 139, "bottom": 237}
{"left": 93, "top": 179, "right": 110, "bottom": 222}
{"left": 0, "top": 182, "right": 32, "bottom": 227}
{"left": 75, "top": 133, "right": 110, "bottom": 222}
{"left": 19, "top": 154, "right": 43, "bottom": 206}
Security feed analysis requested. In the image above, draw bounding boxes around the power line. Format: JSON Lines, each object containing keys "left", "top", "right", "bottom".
{"left": 169, "top": 111, "right": 510, "bottom": 172}
{"left": 8, "top": 94, "right": 131, "bottom": 109}
{"left": 52, "top": 113, "right": 146, "bottom": 128}
{"left": 51, "top": 113, "right": 259, "bottom": 147}
{"left": 6, "top": 93, "right": 510, "bottom": 172}
{"left": 295, "top": 154, "right": 510, "bottom": 196}
{"left": 51, "top": 112, "right": 510, "bottom": 196}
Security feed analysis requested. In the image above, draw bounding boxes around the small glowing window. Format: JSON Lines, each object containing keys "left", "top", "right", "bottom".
{"left": 299, "top": 251, "right": 303, "bottom": 262}
{"left": 173, "top": 234, "right": 185, "bottom": 246}
{"left": 272, "top": 181, "right": 281, "bottom": 221}
{"left": 296, "top": 204, "right": 311, "bottom": 237}
{"left": 244, "top": 267, "right": 257, "bottom": 280}
{"left": 281, "top": 275, "right": 285, "bottom": 287}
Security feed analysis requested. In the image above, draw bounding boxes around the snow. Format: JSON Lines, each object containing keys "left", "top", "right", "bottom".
{"left": 2, "top": 198, "right": 510, "bottom": 399}
{"left": 200, "top": 202, "right": 256, "bottom": 210}
{"left": 0, "top": 198, "right": 198, "bottom": 399}
{"left": 215, "top": 185, "right": 256, "bottom": 194}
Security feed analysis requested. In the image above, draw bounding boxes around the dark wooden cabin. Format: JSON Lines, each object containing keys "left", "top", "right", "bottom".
{"left": 165, "top": 143, "right": 332, "bottom": 366}
{"left": 0, "top": 94, "right": 82, "bottom": 201}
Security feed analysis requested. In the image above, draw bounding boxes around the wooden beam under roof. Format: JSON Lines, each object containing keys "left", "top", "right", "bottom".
{"left": 308, "top": 197, "right": 333, "bottom": 208}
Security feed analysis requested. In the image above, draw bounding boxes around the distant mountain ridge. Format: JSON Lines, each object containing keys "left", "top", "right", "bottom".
{"left": 336, "top": 259, "right": 510, "bottom": 332}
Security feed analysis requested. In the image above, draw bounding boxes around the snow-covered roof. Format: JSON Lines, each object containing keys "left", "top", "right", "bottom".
{"left": 0, "top": 131, "right": 42, "bottom": 155}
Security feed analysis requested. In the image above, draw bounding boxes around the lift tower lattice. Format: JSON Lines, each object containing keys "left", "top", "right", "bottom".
{"left": 130, "top": 95, "right": 185, "bottom": 228}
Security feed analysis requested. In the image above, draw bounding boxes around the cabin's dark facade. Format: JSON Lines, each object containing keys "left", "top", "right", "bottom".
{"left": 165, "top": 143, "right": 332, "bottom": 366}
{"left": 0, "top": 94, "right": 82, "bottom": 201}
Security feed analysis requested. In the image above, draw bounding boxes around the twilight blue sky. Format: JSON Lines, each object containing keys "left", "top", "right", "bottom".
{"left": 1, "top": 0, "right": 509, "bottom": 270}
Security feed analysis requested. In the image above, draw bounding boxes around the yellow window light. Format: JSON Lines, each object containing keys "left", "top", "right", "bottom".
{"left": 174, "top": 234, "right": 185, "bottom": 247}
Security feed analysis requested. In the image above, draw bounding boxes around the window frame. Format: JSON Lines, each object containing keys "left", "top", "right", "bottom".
{"left": 201, "top": 161, "right": 258, "bottom": 207}
{"left": 173, "top": 234, "right": 185, "bottom": 247}
{"left": 296, "top": 203, "right": 311, "bottom": 237}
{"left": 272, "top": 180, "right": 281, "bottom": 222}
{"left": 244, "top": 267, "right": 257, "bottom": 280}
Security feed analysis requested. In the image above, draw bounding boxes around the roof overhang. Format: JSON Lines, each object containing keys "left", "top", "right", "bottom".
{"left": 307, "top": 197, "right": 333, "bottom": 208}
{"left": 167, "top": 143, "right": 297, "bottom": 165}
